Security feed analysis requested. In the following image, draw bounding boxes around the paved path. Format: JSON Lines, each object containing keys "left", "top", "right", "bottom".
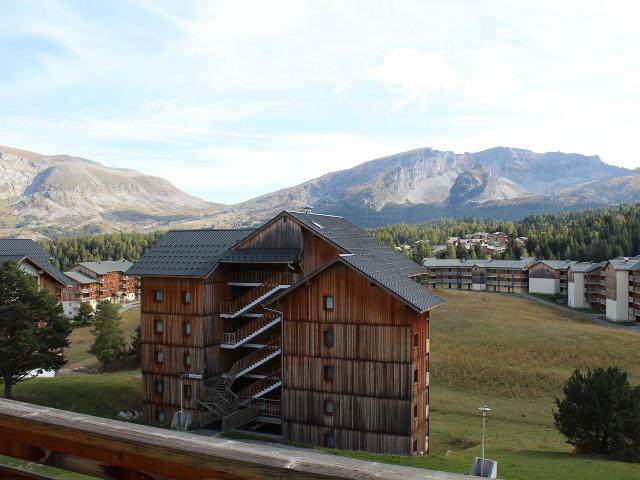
{"left": 519, "top": 293, "right": 640, "bottom": 334}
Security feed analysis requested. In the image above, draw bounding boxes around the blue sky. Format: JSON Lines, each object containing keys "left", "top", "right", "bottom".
{"left": 1, "top": 1, "right": 639, "bottom": 204}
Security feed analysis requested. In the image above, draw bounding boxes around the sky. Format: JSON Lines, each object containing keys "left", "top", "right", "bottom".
{"left": 1, "top": 1, "right": 639, "bottom": 204}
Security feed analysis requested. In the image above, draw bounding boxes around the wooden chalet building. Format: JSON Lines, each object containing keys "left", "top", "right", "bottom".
{"left": 0, "top": 238, "right": 70, "bottom": 299}
{"left": 528, "top": 260, "right": 575, "bottom": 296}
{"left": 129, "top": 211, "right": 443, "bottom": 455}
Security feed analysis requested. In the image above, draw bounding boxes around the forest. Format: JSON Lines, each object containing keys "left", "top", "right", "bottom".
{"left": 370, "top": 202, "right": 640, "bottom": 262}
{"left": 38, "top": 203, "right": 640, "bottom": 268}
{"left": 40, "top": 231, "right": 165, "bottom": 270}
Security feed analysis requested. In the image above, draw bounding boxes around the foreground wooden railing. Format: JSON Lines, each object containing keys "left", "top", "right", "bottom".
{"left": 0, "top": 399, "right": 466, "bottom": 479}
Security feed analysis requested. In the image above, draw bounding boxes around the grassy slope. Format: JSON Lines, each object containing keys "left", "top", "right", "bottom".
{"left": 4, "top": 295, "right": 640, "bottom": 479}
{"left": 64, "top": 305, "right": 140, "bottom": 369}
{"left": 332, "top": 291, "right": 640, "bottom": 479}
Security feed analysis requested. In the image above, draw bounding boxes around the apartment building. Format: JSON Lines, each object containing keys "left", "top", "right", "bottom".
{"left": 528, "top": 260, "right": 575, "bottom": 295}
{"left": 0, "top": 238, "right": 70, "bottom": 299}
{"left": 62, "top": 260, "right": 138, "bottom": 317}
{"left": 129, "top": 210, "right": 443, "bottom": 455}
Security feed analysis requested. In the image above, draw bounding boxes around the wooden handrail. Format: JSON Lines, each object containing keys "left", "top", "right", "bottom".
{"left": 220, "top": 272, "right": 299, "bottom": 315}
{"left": 0, "top": 399, "right": 466, "bottom": 479}
{"left": 237, "top": 370, "right": 281, "bottom": 399}
{"left": 221, "top": 313, "right": 280, "bottom": 345}
{"left": 225, "top": 339, "right": 281, "bottom": 388}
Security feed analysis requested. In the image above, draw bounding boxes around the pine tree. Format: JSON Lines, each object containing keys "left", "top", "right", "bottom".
{"left": 73, "top": 301, "right": 95, "bottom": 326}
{"left": 0, "top": 260, "right": 71, "bottom": 398}
{"left": 89, "top": 302, "right": 126, "bottom": 371}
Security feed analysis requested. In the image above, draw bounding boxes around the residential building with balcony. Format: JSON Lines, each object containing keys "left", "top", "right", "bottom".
{"left": 129, "top": 210, "right": 443, "bottom": 456}
{"left": 528, "top": 260, "right": 575, "bottom": 295}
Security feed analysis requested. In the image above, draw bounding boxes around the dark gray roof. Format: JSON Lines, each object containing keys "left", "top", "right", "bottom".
{"left": 282, "top": 212, "right": 441, "bottom": 311}
{"left": 340, "top": 255, "right": 444, "bottom": 312}
{"left": 0, "top": 239, "right": 70, "bottom": 286}
{"left": 608, "top": 258, "right": 640, "bottom": 271}
{"left": 484, "top": 258, "right": 536, "bottom": 269}
{"left": 76, "top": 260, "right": 133, "bottom": 275}
{"left": 221, "top": 248, "right": 300, "bottom": 264}
{"left": 288, "top": 211, "right": 426, "bottom": 276}
{"left": 65, "top": 271, "right": 98, "bottom": 284}
{"left": 538, "top": 260, "right": 575, "bottom": 270}
{"left": 128, "top": 229, "right": 254, "bottom": 277}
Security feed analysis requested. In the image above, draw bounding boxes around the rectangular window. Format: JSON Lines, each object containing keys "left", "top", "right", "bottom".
{"left": 323, "top": 295, "right": 334, "bottom": 311}
{"left": 413, "top": 439, "right": 418, "bottom": 453}
{"left": 324, "top": 400, "right": 335, "bottom": 416}
{"left": 155, "top": 380, "right": 164, "bottom": 394}
{"left": 154, "top": 289, "right": 163, "bottom": 303}
{"left": 323, "top": 328, "right": 334, "bottom": 347}
{"left": 324, "top": 432, "right": 335, "bottom": 448}
{"left": 183, "top": 384, "right": 192, "bottom": 399}
{"left": 413, "top": 332, "right": 419, "bottom": 348}
{"left": 182, "top": 291, "right": 191, "bottom": 304}
{"left": 157, "top": 410, "right": 165, "bottom": 422}
{"left": 155, "top": 351, "right": 164, "bottom": 364}
{"left": 324, "top": 365, "right": 334, "bottom": 382}
{"left": 413, "top": 369, "right": 419, "bottom": 383}
{"left": 154, "top": 319, "right": 164, "bottom": 333}
{"left": 184, "top": 321, "right": 192, "bottom": 336}
{"left": 413, "top": 404, "right": 418, "bottom": 419}
{"left": 184, "top": 352, "right": 192, "bottom": 369}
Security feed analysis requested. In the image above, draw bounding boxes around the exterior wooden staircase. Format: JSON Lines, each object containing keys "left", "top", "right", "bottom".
{"left": 220, "top": 272, "right": 297, "bottom": 318}
{"left": 220, "top": 313, "right": 281, "bottom": 349}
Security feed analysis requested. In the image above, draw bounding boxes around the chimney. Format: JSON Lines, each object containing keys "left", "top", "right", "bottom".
{"left": 303, "top": 205, "right": 313, "bottom": 215}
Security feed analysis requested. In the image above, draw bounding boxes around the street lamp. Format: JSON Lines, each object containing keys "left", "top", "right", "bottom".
{"left": 470, "top": 405, "right": 497, "bottom": 478}
{"left": 479, "top": 405, "right": 491, "bottom": 469}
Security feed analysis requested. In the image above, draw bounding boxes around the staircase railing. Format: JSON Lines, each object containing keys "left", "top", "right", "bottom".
{"left": 225, "top": 338, "right": 281, "bottom": 388}
{"left": 221, "top": 313, "right": 279, "bottom": 345}
{"left": 220, "top": 272, "right": 299, "bottom": 315}
{"left": 221, "top": 405, "right": 259, "bottom": 431}
{"left": 237, "top": 370, "right": 281, "bottom": 400}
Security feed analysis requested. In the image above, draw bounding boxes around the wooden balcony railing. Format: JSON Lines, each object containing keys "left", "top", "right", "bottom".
{"left": 221, "top": 313, "right": 280, "bottom": 345}
{"left": 255, "top": 398, "right": 281, "bottom": 417}
{"left": 237, "top": 370, "right": 281, "bottom": 400}
{"left": 227, "top": 271, "right": 299, "bottom": 284}
{"left": 1, "top": 400, "right": 464, "bottom": 479}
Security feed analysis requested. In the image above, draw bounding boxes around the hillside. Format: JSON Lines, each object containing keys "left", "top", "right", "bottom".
{"left": 0, "top": 145, "right": 224, "bottom": 237}
{"left": 201, "top": 146, "right": 636, "bottom": 227}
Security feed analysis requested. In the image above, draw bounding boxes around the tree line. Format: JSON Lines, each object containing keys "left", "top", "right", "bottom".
{"left": 40, "top": 231, "right": 165, "bottom": 271}
{"left": 370, "top": 202, "right": 640, "bottom": 262}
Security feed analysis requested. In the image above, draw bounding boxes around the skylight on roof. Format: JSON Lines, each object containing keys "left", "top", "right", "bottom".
{"left": 311, "top": 221, "right": 324, "bottom": 229}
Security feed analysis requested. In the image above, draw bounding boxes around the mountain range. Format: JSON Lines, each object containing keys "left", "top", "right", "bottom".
{"left": 1, "top": 144, "right": 639, "bottom": 238}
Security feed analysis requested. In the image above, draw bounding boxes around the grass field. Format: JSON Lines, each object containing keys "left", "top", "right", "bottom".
{"left": 4, "top": 294, "right": 640, "bottom": 479}
{"left": 63, "top": 304, "right": 140, "bottom": 370}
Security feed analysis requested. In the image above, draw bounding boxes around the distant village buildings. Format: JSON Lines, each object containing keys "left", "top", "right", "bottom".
{"left": 62, "top": 261, "right": 139, "bottom": 317}
{"left": 423, "top": 255, "right": 640, "bottom": 324}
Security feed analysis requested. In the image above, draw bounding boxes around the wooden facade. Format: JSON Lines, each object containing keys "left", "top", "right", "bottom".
{"left": 134, "top": 212, "right": 439, "bottom": 455}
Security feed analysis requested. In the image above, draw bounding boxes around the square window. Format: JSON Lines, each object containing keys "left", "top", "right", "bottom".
{"left": 323, "top": 295, "right": 334, "bottom": 311}
{"left": 155, "top": 380, "right": 164, "bottom": 394}
{"left": 413, "top": 369, "right": 419, "bottom": 383}
{"left": 324, "top": 432, "right": 335, "bottom": 448}
{"left": 183, "top": 384, "right": 192, "bottom": 399}
{"left": 323, "top": 328, "right": 334, "bottom": 347}
{"left": 154, "top": 319, "right": 164, "bottom": 333}
{"left": 157, "top": 410, "right": 165, "bottom": 422}
{"left": 324, "top": 400, "right": 335, "bottom": 416}
{"left": 154, "top": 289, "right": 163, "bottom": 303}
{"left": 184, "top": 321, "right": 192, "bottom": 336}
{"left": 182, "top": 291, "right": 191, "bottom": 304}
{"left": 155, "top": 351, "right": 164, "bottom": 363}
{"left": 324, "top": 365, "right": 334, "bottom": 382}
{"left": 184, "top": 353, "right": 192, "bottom": 369}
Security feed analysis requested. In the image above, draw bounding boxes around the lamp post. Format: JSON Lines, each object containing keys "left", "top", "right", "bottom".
{"left": 479, "top": 405, "right": 491, "bottom": 475}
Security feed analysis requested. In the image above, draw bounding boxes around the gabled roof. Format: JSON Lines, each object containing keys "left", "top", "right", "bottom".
{"left": 569, "top": 261, "right": 607, "bottom": 273}
{"left": 221, "top": 248, "right": 300, "bottom": 264}
{"left": 269, "top": 255, "right": 444, "bottom": 313}
{"left": 608, "top": 258, "right": 640, "bottom": 271}
{"left": 0, "top": 238, "right": 71, "bottom": 286}
{"left": 536, "top": 259, "right": 576, "bottom": 270}
{"left": 286, "top": 211, "right": 426, "bottom": 276}
{"left": 484, "top": 258, "right": 537, "bottom": 269}
{"left": 76, "top": 260, "right": 134, "bottom": 275}
{"left": 65, "top": 271, "right": 98, "bottom": 285}
{"left": 128, "top": 229, "right": 254, "bottom": 277}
